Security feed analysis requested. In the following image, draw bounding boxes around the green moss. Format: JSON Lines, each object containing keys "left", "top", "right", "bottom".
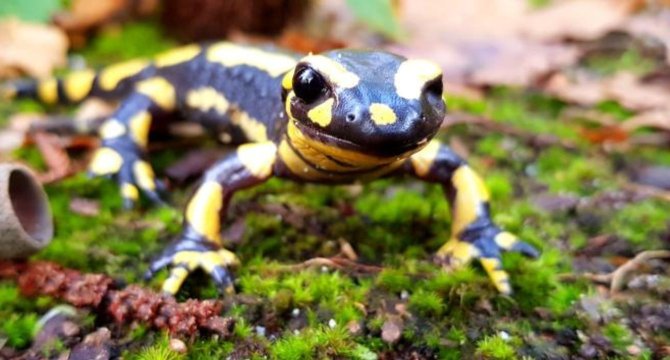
{"left": 2, "top": 313, "right": 38, "bottom": 349}
{"left": 535, "top": 147, "right": 612, "bottom": 195}
{"left": 604, "top": 199, "right": 670, "bottom": 248}
{"left": 375, "top": 269, "right": 411, "bottom": 293}
{"left": 603, "top": 323, "right": 633, "bottom": 353}
{"left": 475, "top": 334, "right": 517, "bottom": 360}
{"left": 129, "top": 334, "right": 186, "bottom": 360}
{"left": 270, "top": 326, "right": 372, "bottom": 360}
{"left": 82, "top": 22, "right": 176, "bottom": 65}
{"left": 408, "top": 289, "right": 444, "bottom": 316}
{"left": 584, "top": 49, "right": 657, "bottom": 77}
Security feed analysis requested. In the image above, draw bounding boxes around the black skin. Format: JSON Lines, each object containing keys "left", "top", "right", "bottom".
{"left": 6, "top": 43, "right": 539, "bottom": 295}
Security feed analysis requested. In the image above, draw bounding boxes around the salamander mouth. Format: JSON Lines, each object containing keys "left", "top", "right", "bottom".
{"left": 292, "top": 119, "right": 431, "bottom": 158}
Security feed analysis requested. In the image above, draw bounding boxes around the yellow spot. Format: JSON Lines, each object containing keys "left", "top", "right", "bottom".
{"left": 369, "top": 103, "right": 397, "bottom": 125}
{"left": 89, "top": 147, "right": 123, "bottom": 175}
{"left": 495, "top": 232, "right": 517, "bottom": 250}
{"left": 133, "top": 161, "right": 156, "bottom": 190}
{"left": 186, "top": 87, "right": 230, "bottom": 114}
{"left": 451, "top": 165, "right": 490, "bottom": 235}
{"left": 136, "top": 77, "right": 176, "bottom": 111}
{"left": 186, "top": 181, "right": 224, "bottom": 243}
{"left": 282, "top": 68, "right": 294, "bottom": 90}
{"left": 99, "top": 119, "right": 126, "bottom": 139}
{"left": 230, "top": 108, "right": 268, "bottom": 142}
{"left": 437, "top": 240, "right": 478, "bottom": 267}
{"left": 98, "top": 59, "right": 149, "bottom": 91}
{"left": 480, "top": 258, "right": 511, "bottom": 294}
{"left": 207, "top": 42, "right": 297, "bottom": 77}
{"left": 307, "top": 98, "right": 334, "bottom": 127}
{"left": 129, "top": 111, "right": 152, "bottom": 148}
{"left": 162, "top": 267, "right": 189, "bottom": 294}
{"left": 410, "top": 140, "right": 440, "bottom": 177}
{"left": 237, "top": 142, "right": 277, "bottom": 178}
{"left": 155, "top": 45, "right": 201, "bottom": 67}
{"left": 64, "top": 70, "right": 96, "bottom": 102}
{"left": 301, "top": 55, "right": 359, "bottom": 88}
{"left": 37, "top": 79, "right": 58, "bottom": 104}
{"left": 121, "top": 183, "right": 139, "bottom": 200}
{"left": 395, "top": 59, "right": 442, "bottom": 100}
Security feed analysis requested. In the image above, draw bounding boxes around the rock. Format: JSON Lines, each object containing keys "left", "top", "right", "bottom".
{"left": 69, "top": 327, "right": 112, "bottom": 360}
{"left": 381, "top": 318, "right": 403, "bottom": 344}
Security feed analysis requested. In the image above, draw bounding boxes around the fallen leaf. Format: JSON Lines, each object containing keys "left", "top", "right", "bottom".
{"left": 54, "top": 0, "right": 127, "bottom": 32}
{"left": 621, "top": 109, "right": 670, "bottom": 132}
{"left": 0, "top": 19, "right": 68, "bottom": 78}
{"left": 69, "top": 198, "right": 101, "bottom": 217}
{"left": 521, "top": 0, "right": 637, "bottom": 41}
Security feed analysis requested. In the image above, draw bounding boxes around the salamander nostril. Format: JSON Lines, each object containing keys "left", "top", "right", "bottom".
{"left": 346, "top": 113, "right": 357, "bottom": 122}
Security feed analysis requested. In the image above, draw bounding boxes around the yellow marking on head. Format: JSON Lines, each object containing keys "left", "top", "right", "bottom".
{"left": 410, "top": 140, "right": 440, "bottom": 177}
{"left": 307, "top": 98, "right": 334, "bottom": 127}
{"left": 230, "top": 108, "right": 268, "bottom": 142}
{"left": 186, "top": 181, "right": 224, "bottom": 243}
{"left": 121, "top": 183, "right": 139, "bottom": 200}
{"left": 288, "top": 132, "right": 369, "bottom": 173}
{"left": 129, "top": 111, "right": 152, "bottom": 148}
{"left": 437, "top": 240, "right": 478, "bottom": 267}
{"left": 451, "top": 165, "right": 490, "bottom": 235}
{"left": 63, "top": 70, "right": 95, "bottom": 102}
{"left": 287, "top": 121, "right": 395, "bottom": 167}
{"left": 37, "top": 79, "right": 58, "bottom": 104}
{"left": 495, "top": 232, "right": 518, "bottom": 250}
{"left": 236, "top": 142, "right": 277, "bottom": 178}
{"left": 154, "top": 45, "right": 201, "bottom": 67}
{"left": 99, "top": 59, "right": 149, "bottom": 91}
{"left": 89, "top": 147, "right": 123, "bottom": 175}
{"left": 133, "top": 161, "right": 156, "bottom": 190}
{"left": 395, "top": 59, "right": 442, "bottom": 100}
{"left": 186, "top": 87, "right": 230, "bottom": 114}
{"left": 207, "top": 42, "right": 297, "bottom": 77}
{"left": 301, "top": 55, "right": 359, "bottom": 88}
{"left": 136, "top": 77, "right": 176, "bottom": 111}
{"left": 161, "top": 267, "right": 189, "bottom": 294}
{"left": 480, "top": 258, "right": 511, "bottom": 294}
{"left": 282, "top": 68, "right": 294, "bottom": 90}
{"left": 369, "top": 103, "right": 397, "bottom": 125}
{"left": 99, "top": 119, "right": 127, "bottom": 139}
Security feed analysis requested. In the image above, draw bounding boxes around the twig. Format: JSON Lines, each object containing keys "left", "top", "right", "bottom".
{"left": 559, "top": 250, "right": 670, "bottom": 293}
{"left": 622, "top": 182, "right": 670, "bottom": 202}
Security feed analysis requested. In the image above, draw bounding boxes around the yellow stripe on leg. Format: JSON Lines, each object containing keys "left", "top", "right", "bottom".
{"left": 133, "top": 161, "right": 156, "bottom": 191}
{"left": 185, "top": 182, "right": 224, "bottom": 243}
{"left": 436, "top": 240, "right": 478, "bottom": 267}
{"left": 495, "top": 232, "right": 518, "bottom": 251}
{"left": 162, "top": 267, "right": 189, "bottom": 295}
{"left": 89, "top": 147, "right": 123, "bottom": 175}
{"left": 451, "top": 165, "right": 490, "bottom": 235}
{"left": 479, "top": 258, "right": 511, "bottom": 294}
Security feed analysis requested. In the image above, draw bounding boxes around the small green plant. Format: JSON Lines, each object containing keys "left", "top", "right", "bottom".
{"left": 475, "top": 334, "right": 517, "bottom": 360}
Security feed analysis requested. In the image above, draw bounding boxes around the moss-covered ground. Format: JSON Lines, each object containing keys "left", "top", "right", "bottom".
{"left": 1, "top": 22, "right": 669, "bottom": 359}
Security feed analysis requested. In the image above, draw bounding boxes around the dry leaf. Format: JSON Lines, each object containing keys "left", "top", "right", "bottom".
{"left": 624, "top": 11, "right": 670, "bottom": 64}
{"left": 547, "top": 71, "right": 670, "bottom": 111}
{"left": 621, "top": 109, "right": 670, "bottom": 132}
{"left": 54, "top": 0, "right": 127, "bottom": 32}
{"left": 0, "top": 19, "right": 68, "bottom": 78}
{"left": 521, "top": 0, "right": 636, "bottom": 41}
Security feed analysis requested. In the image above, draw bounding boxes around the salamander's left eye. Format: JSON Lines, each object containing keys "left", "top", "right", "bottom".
{"left": 293, "top": 66, "right": 329, "bottom": 104}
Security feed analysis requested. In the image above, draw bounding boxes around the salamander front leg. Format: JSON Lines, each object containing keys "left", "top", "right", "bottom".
{"left": 145, "top": 142, "right": 278, "bottom": 295}
{"left": 405, "top": 140, "right": 539, "bottom": 294}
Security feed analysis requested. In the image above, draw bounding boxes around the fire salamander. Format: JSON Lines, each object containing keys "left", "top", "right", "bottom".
{"left": 3, "top": 42, "right": 539, "bottom": 295}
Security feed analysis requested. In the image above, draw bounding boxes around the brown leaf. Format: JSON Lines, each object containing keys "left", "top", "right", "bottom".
{"left": 0, "top": 19, "right": 68, "bottom": 78}
{"left": 621, "top": 109, "right": 670, "bottom": 132}
{"left": 546, "top": 72, "right": 670, "bottom": 111}
{"left": 521, "top": 0, "right": 636, "bottom": 41}
{"left": 54, "top": 0, "right": 127, "bottom": 32}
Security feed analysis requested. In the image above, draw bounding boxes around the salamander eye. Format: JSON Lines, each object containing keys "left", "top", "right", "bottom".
{"left": 293, "top": 66, "right": 328, "bottom": 104}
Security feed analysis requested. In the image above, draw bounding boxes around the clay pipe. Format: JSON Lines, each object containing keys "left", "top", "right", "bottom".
{"left": 0, "top": 163, "right": 53, "bottom": 259}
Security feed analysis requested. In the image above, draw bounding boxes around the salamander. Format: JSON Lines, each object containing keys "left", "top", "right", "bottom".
{"left": 2, "top": 42, "right": 539, "bottom": 295}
